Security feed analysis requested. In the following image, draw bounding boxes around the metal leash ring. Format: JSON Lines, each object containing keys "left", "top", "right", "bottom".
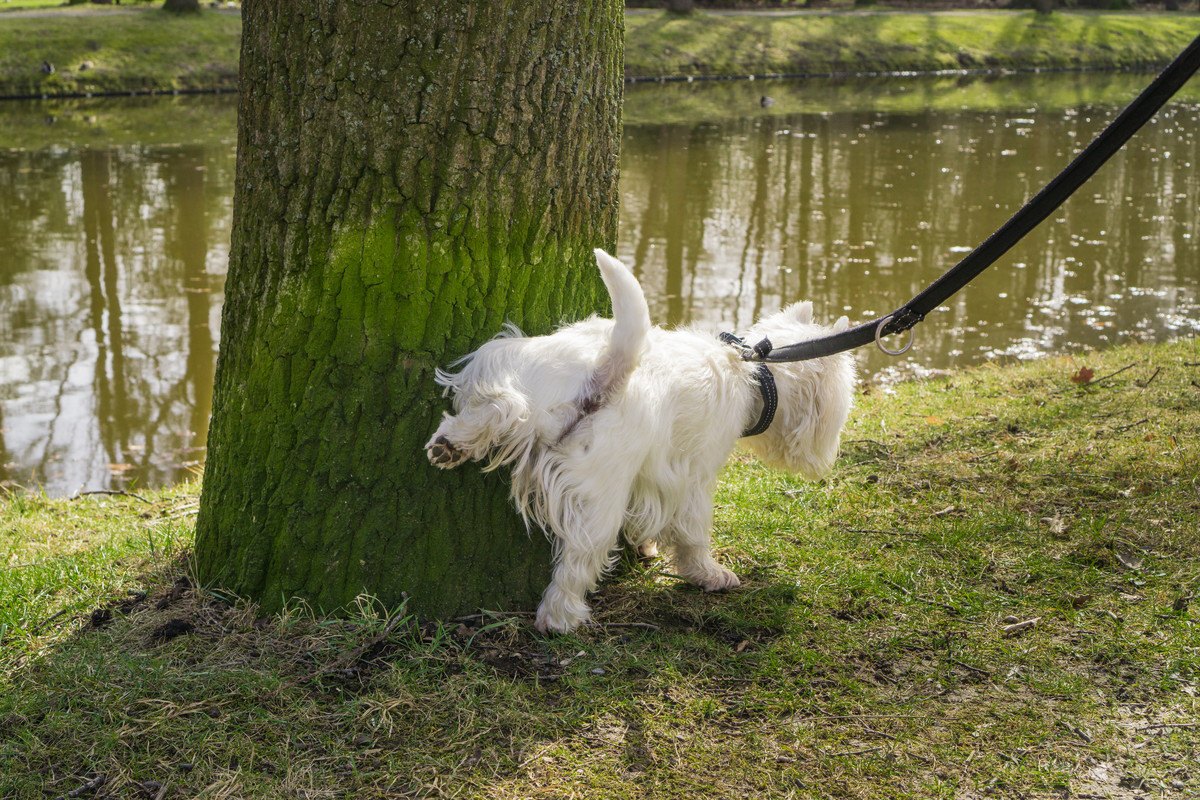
{"left": 875, "top": 314, "right": 915, "bottom": 356}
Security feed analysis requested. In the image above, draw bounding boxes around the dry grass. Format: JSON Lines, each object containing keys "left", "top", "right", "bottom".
{"left": 2, "top": 338, "right": 1198, "bottom": 798}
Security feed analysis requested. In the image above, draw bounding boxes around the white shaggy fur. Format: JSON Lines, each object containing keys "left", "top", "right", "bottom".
{"left": 426, "top": 250, "right": 856, "bottom": 633}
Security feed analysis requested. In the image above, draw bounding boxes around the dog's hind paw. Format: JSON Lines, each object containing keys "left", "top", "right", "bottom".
{"left": 426, "top": 435, "right": 467, "bottom": 469}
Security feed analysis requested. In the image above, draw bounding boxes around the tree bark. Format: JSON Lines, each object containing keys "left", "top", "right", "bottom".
{"left": 163, "top": 0, "right": 201, "bottom": 12}
{"left": 194, "top": 2, "right": 624, "bottom": 617}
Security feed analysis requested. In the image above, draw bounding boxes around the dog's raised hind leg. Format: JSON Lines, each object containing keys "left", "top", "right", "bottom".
{"left": 425, "top": 389, "right": 528, "bottom": 469}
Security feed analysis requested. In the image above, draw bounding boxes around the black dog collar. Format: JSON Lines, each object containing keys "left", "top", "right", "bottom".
{"left": 743, "top": 363, "right": 778, "bottom": 437}
{"left": 719, "top": 332, "right": 778, "bottom": 437}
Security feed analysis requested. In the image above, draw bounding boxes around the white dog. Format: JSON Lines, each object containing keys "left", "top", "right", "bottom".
{"left": 426, "top": 250, "right": 856, "bottom": 633}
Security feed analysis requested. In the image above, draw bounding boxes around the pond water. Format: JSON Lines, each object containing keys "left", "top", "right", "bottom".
{"left": 1, "top": 75, "right": 1197, "bottom": 495}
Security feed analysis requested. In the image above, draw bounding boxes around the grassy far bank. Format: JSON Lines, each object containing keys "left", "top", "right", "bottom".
{"left": 625, "top": 9, "right": 1200, "bottom": 79}
{"left": 1, "top": 8, "right": 1200, "bottom": 98}
{"left": 2, "top": 339, "right": 1197, "bottom": 798}
{"left": 0, "top": 6, "right": 240, "bottom": 98}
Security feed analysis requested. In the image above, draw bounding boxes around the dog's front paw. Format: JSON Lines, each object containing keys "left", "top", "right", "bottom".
{"left": 534, "top": 586, "right": 591, "bottom": 634}
{"left": 695, "top": 567, "right": 741, "bottom": 593}
{"left": 426, "top": 435, "right": 467, "bottom": 469}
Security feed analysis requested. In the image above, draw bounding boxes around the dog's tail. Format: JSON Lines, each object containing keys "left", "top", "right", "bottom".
{"left": 594, "top": 248, "right": 650, "bottom": 390}
{"left": 560, "top": 250, "right": 650, "bottom": 438}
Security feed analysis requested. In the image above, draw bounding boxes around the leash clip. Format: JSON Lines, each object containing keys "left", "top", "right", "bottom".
{"left": 875, "top": 314, "right": 915, "bottom": 356}
{"left": 719, "top": 331, "right": 772, "bottom": 361}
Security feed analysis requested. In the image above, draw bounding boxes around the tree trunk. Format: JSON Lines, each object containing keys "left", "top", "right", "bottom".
{"left": 1034, "top": 0, "right": 1053, "bottom": 15}
{"left": 163, "top": 0, "right": 201, "bottom": 12}
{"left": 194, "top": 2, "right": 624, "bottom": 617}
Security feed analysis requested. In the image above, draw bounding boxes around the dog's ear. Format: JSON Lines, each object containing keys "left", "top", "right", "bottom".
{"left": 782, "top": 301, "right": 813, "bottom": 324}
{"left": 833, "top": 315, "right": 850, "bottom": 332}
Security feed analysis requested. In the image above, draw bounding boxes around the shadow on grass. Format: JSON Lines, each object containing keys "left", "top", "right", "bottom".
{"left": 3, "top": 342, "right": 1200, "bottom": 797}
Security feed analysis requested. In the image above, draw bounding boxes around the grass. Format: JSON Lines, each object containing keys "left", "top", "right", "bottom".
{"left": 1, "top": 8, "right": 1199, "bottom": 97}
{"left": 625, "top": 10, "right": 1200, "bottom": 78}
{"left": 0, "top": 0, "right": 105, "bottom": 10}
{"left": 0, "top": 6, "right": 240, "bottom": 98}
{"left": 2, "top": 338, "right": 1198, "bottom": 797}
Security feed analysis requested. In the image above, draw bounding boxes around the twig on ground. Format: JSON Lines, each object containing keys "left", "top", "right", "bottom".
{"left": 454, "top": 611, "right": 536, "bottom": 623}
{"left": 840, "top": 526, "right": 918, "bottom": 539}
{"left": 71, "top": 489, "right": 151, "bottom": 504}
{"left": 597, "top": 622, "right": 661, "bottom": 631}
{"left": 32, "top": 607, "right": 73, "bottom": 634}
{"left": 1089, "top": 362, "right": 1139, "bottom": 387}
{"left": 861, "top": 726, "right": 902, "bottom": 742}
{"left": 845, "top": 438, "right": 893, "bottom": 449}
{"left": 1112, "top": 417, "right": 1150, "bottom": 434}
{"left": 1138, "top": 721, "right": 1200, "bottom": 731}
{"left": 829, "top": 746, "right": 882, "bottom": 757}
{"left": 1137, "top": 367, "right": 1161, "bottom": 389}
{"left": 62, "top": 774, "right": 107, "bottom": 798}
{"left": 950, "top": 658, "right": 992, "bottom": 677}
{"left": 796, "top": 712, "right": 927, "bottom": 723}
{"left": 156, "top": 504, "right": 200, "bottom": 521}
{"left": 1001, "top": 617, "right": 1040, "bottom": 637}
{"left": 882, "top": 578, "right": 961, "bottom": 615}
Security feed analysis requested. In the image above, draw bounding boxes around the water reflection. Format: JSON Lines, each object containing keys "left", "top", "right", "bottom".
{"left": 619, "top": 89, "right": 1199, "bottom": 382}
{"left": 0, "top": 78, "right": 1197, "bottom": 494}
{"left": 0, "top": 125, "right": 234, "bottom": 494}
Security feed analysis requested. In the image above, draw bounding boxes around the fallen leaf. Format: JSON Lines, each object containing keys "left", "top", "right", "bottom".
{"left": 1071, "top": 366, "right": 1095, "bottom": 384}
{"left": 925, "top": 415, "right": 944, "bottom": 425}
{"left": 1115, "top": 549, "right": 1143, "bottom": 571}
{"left": 735, "top": 640, "right": 750, "bottom": 653}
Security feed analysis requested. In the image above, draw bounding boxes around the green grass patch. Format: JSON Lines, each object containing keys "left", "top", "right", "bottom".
{"left": 0, "top": 6, "right": 240, "bottom": 97}
{"left": 2, "top": 9, "right": 1200, "bottom": 98}
{"left": 625, "top": 10, "right": 1200, "bottom": 78}
{"left": 3, "top": 338, "right": 1198, "bottom": 797}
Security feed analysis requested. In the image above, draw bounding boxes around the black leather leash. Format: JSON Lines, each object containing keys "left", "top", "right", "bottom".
{"left": 737, "top": 33, "right": 1200, "bottom": 365}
